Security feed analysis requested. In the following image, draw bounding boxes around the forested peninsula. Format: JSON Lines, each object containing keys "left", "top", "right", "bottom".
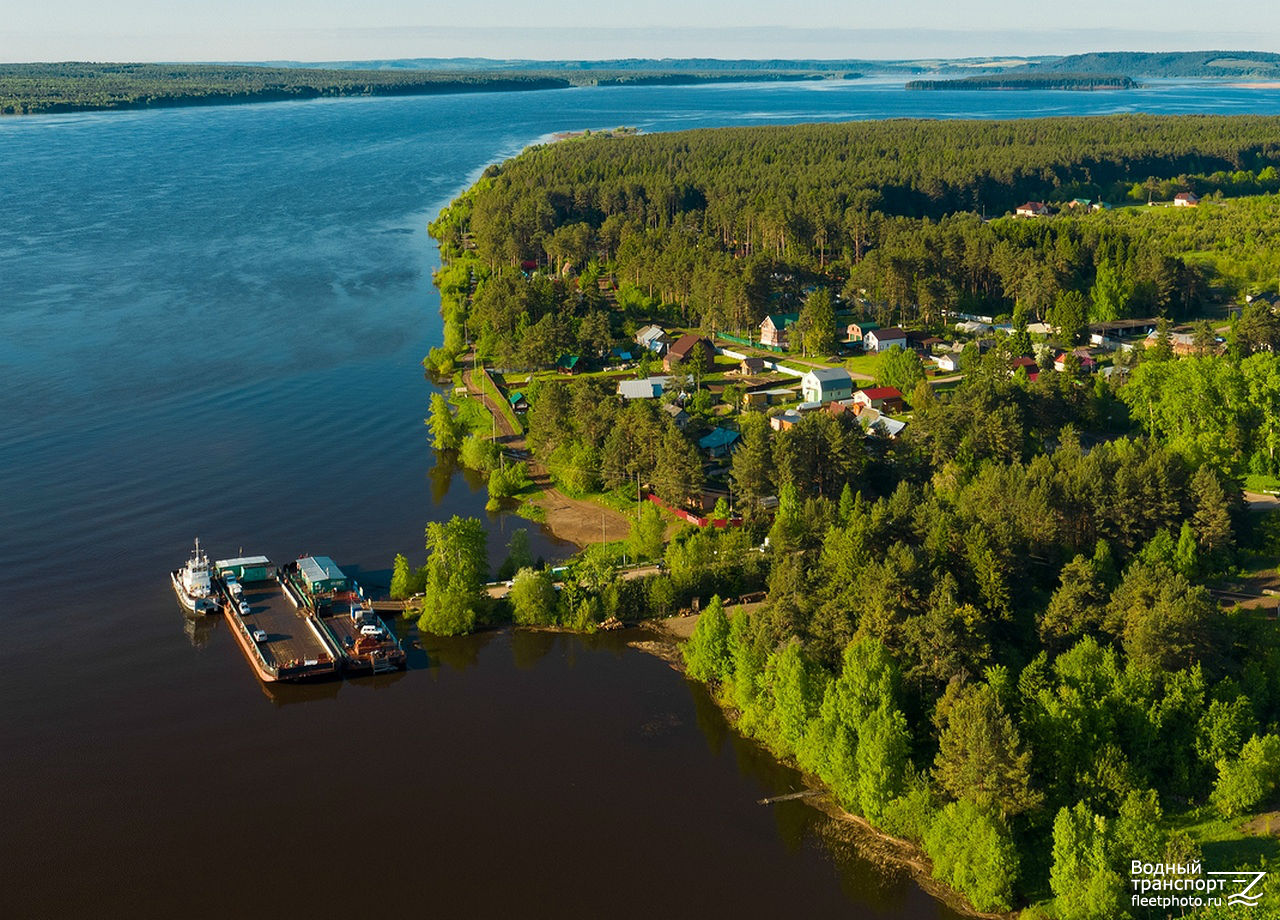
{"left": 907, "top": 74, "right": 1139, "bottom": 91}
{"left": 0, "top": 62, "right": 842, "bottom": 115}
{"left": 407, "top": 113, "right": 1280, "bottom": 917}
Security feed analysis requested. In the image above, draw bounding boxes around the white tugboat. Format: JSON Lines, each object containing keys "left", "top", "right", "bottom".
{"left": 172, "top": 538, "right": 218, "bottom": 614}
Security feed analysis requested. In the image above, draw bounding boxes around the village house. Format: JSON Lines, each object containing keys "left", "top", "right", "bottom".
{"left": 1054, "top": 349, "right": 1098, "bottom": 373}
{"left": 507, "top": 391, "right": 529, "bottom": 413}
{"left": 826, "top": 398, "right": 859, "bottom": 418}
{"left": 801, "top": 366, "right": 854, "bottom": 404}
{"left": 853, "top": 386, "right": 905, "bottom": 413}
{"left": 759, "top": 313, "right": 800, "bottom": 348}
{"left": 610, "top": 346, "right": 634, "bottom": 363}
{"left": 907, "top": 332, "right": 945, "bottom": 354}
{"left": 1144, "top": 327, "right": 1206, "bottom": 357}
{"left": 664, "top": 334, "right": 715, "bottom": 372}
{"left": 555, "top": 354, "right": 581, "bottom": 375}
{"left": 845, "top": 320, "right": 879, "bottom": 343}
{"left": 1009, "top": 355, "right": 1038, "bottom": 374}
{"left": 859, "top": 407, "right": 907, "bottom": 439}
{"left": 1016, "top": 201, "right": 1049, "bottom": 217}
{"left": 1088, "top": 318, "right": 1158, "bottom": 350}
{"left": 698, "top": 427, "right": 741, "bottom": 458}
{"left": 617, "top": 376, "right": 670, "bottom": 400}
{"left": 865, "top": 327, "right": 907, "bottom": 352}
{"left": 738, "top": 356, "right": 767, "bottom": 375}
{"left": 934, "top": 353, "right": 960, "bottom": 373}
{"left": 1174, "top": 192, "right": 1200, "bottom": 207}
{"left": 742, "top": 387, "right": 795, "bottom": 408}
{"left": 635, "top": 324, "right": 671, "bottom": 355}
{"left": 663, "top": 402, "right": 691, "bottom": 429}
{"left": 770, "top": 409, "right": 802, "bottom": 431}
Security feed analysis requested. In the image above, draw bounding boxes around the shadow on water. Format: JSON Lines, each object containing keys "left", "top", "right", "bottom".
{"left": 258, "top": 676, "right": 343, "bottom": 707}
{"left": 181, "top": 611, "right": 220, "bottom": 648}
{"left": 510, "top": 626, "right": 558, "bottom": 670}
{"left": 677, "top": 654, "right": 963, "bottom": 919}
{"left": 415, "top": 626, "right": 498, "bottom": 671}
{"left": 428, "top": 447, "right": 462, "bottom": 505}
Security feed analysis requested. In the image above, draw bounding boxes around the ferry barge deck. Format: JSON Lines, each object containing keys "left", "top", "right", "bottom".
{"left": 280, "top": 556, "right": 406, "bottom": 675}
{"left": 214, "top": 556, "right": 338, "bottom": 683}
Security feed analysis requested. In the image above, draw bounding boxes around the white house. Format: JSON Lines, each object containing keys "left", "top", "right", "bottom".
{"left": 1016, "top": 201, "right": 1049, "bottom": 217}
{"left": 865, "top": 327, "right": 907, "bottom": 352}
{"left": 801, "top": 367, "right": 854, "bottom": 404}
{"left": 934, "top": 353, "right": 959, "bottom": 373}
{"left": 1174, "top": 192, "right": 1200, "bottom": 207}
{"left": 635, "top": 325, "right": 671, "bottom": 354}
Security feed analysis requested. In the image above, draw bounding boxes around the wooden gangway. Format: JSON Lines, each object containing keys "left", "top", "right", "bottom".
{"left": 368, "top": 599, "right": 412, "bottom": 612}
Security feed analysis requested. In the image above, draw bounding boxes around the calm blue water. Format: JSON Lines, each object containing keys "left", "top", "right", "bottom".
{"left": 2, "top": 78, "right": 1279, "bottom": 918}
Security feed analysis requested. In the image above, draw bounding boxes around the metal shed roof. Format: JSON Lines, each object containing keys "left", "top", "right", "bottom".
{"left": 298, "top": 555, "right": 345, "bottom": 584}
{"left": 215, "top": 555, "right": 271, "bottom": 569}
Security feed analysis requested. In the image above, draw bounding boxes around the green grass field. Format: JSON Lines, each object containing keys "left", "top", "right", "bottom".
{"left": 843, "top": 352, "right": 886, "bottom": 378}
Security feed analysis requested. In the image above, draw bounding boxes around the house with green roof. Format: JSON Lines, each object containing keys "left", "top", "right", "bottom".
{"left": 760, "top": 313, "right": 800, "bottom": 348}
{"left": 555, "top": 354, "right": 580, "bottom": 375}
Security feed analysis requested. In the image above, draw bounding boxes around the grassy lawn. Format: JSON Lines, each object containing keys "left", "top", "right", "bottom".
{"left": 455, "top": 394, "right": 494, "bottom": 434}
{"left": 1170, "top": 806, "right": 1280, "bottom": 870}
{"left": 478, "top": 368, "right": 524, "bottom": 434}
{"left": 1245, "top": 473, "right": 1280, "bottom": 494}
{"left": 843, "top": 352, "right": 885, "bottom": 378}
{"left": 557, "top": 485, "right": 640, "bottom": 517}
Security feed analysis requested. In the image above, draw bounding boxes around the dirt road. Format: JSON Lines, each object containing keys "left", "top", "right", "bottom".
{"left": 461, "top": 364, "right": 631, "bottom": 548}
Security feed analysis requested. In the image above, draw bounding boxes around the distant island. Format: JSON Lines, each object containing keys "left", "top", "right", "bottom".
{"left": 907, "top": 74, "right": 1139, "bottom": 91}
{"left": 0, "top": 62, "right": 852, "bottom": 116}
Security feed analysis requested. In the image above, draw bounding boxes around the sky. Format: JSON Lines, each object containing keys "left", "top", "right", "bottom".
{"left": 4, "top": 2, "right": 1280, "bottom": 62}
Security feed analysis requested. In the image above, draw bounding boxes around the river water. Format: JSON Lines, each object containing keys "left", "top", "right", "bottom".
{"left": 4, "top": 78, "right": 1279, "bottom": 918}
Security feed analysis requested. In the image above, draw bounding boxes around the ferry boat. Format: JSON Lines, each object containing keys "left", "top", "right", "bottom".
{"left": 171, "top": 538, "right": 219, "bottom": 614}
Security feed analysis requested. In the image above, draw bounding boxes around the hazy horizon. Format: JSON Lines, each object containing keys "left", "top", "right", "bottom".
{"left": 4, "top": 25, "right": 1280, "bottom": 65}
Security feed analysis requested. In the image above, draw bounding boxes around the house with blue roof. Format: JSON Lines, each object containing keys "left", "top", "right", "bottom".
{"left": 698, "top": 427, "right": 741, "bottom": 458}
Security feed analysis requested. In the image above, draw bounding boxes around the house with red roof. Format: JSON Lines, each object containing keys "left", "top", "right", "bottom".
{"left": 853, "top": 386, "right": 905, "bottom": 412}
{"left": 1054, "top": 349, "right": 1099, "bottom": 373}
{"left": 664, "top": 334, "right": 715, "bottom": 372}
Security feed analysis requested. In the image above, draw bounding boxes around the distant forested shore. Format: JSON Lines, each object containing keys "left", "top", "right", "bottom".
{"left": 907, "top": 74, "right": 1139, "bottom": 91}
{"left": 0, "top": 62, "right": 843, "bottom": 115}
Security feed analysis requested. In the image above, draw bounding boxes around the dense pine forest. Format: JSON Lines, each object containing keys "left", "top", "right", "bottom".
{"left": 906, "top": 74, "right": 1140, "bottom": 90}
{"left": 417, "top": 115, "right": 1280, "bottom": 916}
{"left": 429, "top": 115, "right": 1280, "bottom": 366}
